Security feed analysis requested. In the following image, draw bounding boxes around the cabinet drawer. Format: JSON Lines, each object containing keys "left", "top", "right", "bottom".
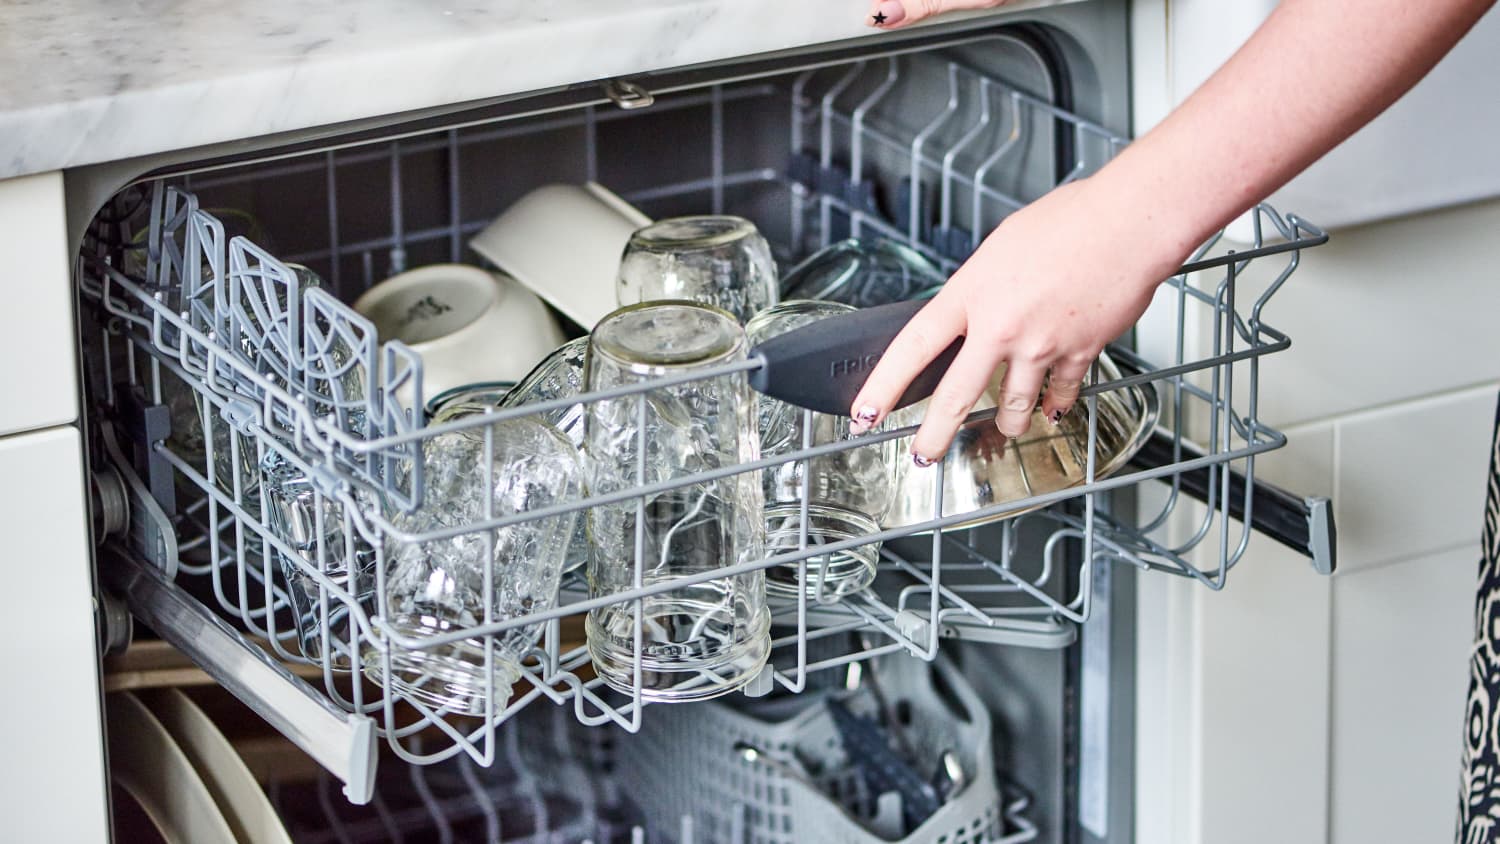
{"left": 0, "top": 172, "right": 79, "bottom": 435}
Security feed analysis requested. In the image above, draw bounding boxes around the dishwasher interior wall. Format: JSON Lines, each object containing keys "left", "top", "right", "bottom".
{"left": 75, "top": 12, "right": 1323, "bottom": 842}
{"left": 163, "top": 31, "right": 1082, "bottom": 297}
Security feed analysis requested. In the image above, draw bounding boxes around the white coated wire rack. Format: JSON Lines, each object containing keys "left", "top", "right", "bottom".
{"left": 79, "top": 35, "right": 1329, "bottom": 807}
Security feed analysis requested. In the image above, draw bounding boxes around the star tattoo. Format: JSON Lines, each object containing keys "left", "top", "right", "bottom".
{"left": 872, "top": 10, "right": 888, "bottom": 24}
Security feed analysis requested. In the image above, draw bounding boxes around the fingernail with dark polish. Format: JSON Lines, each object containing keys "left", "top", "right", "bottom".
{"left": 872, "top": 1, "right": 905, "bottom": 26}
{"left": 855, "top": 405, "right": 878, "bottom": 424}
{"left": 912, "top": 452, "right": 935, "bottom": 468}
{"left": 1047, "top": 409, "right": 1064, "bottom": 426}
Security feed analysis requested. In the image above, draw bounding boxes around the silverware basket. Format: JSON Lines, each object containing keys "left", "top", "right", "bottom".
{"left": 619, "top": 652, "right": 1032, "bottom": 844}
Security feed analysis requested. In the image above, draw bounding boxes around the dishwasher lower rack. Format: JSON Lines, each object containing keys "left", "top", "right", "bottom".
{"left": 263, "top": 677, "right": 1040, "bottom": 844}
{"left": 75, "top": 39, "right": 1330, "bottom": 803}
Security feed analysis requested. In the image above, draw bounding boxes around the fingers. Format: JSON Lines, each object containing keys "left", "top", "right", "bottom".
{"left": 993, "top": 358, "right": 1047, "bottom": 439}
{"left": 867, "top": 0, "right": 1009, "bottom": 29}
{"left": 849, "top": 296, "right": 965, "bottom": 435}
{"left": 910, "top": 341, "right": 1005, "bottom": 464}
{"left": 1039, "top": 355, "right": 1095, "bottom": 426}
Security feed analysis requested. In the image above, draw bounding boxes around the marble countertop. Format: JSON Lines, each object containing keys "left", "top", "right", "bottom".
{"left": 0, "top": 0, "right": 1057, "bottom": 180}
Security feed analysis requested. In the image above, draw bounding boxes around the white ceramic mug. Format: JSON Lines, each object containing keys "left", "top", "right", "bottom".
{"left": 469, "top": 182, "right": 651, "bottom": 330}
{"left": 353, "top": 264, "right": 566, "bottom": 411}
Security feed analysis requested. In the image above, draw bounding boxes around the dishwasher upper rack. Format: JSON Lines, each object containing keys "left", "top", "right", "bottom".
{"left": 81, "top": 183, "right": 1323, "bottom": 780}
{"left": 75, "top": 43, "right": 1330, "bottom": 795}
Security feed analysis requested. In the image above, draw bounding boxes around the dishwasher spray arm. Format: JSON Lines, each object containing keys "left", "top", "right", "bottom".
{"left": 1129, "top": 429, "right": 1337, "bottom": 575}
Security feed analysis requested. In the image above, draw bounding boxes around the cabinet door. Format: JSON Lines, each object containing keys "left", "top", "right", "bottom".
{"left": 0, "top": 426, "right": 108, "bottom": 841}
{"left": 0, "top": 172, "right": 79, "bottom": 436}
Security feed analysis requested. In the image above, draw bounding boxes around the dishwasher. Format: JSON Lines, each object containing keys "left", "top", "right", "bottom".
{"left": 70, "top": 6, "right": 1335, "bottom": 842}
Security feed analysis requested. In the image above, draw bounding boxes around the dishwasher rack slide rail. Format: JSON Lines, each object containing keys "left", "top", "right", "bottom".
{"left": 78, "top": 41, "right": 1328, "bottom": 801}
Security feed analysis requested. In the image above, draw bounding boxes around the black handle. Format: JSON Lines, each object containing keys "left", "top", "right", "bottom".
{"left": 747, "top": 299, "right": 962, "bottom": 416}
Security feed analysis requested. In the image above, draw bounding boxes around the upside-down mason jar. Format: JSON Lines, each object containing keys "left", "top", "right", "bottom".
{"left": 744, "top": 300, "right": 894, "bottom": 601}
{"left": 584, "top": 301, "right": 770, "bottom": 702}
{"left": 616, "top": 216, "right": 778, "bottom": 323}
{"left": 365, "top": 418, "right": 580, "bottom": 715}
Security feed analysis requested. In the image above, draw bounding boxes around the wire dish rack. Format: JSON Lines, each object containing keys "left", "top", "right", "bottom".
{"left": 78, "top": 34, "right": 1330, "bottom": 806}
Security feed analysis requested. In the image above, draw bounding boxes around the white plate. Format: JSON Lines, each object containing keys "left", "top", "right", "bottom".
{"left": 140, "top": 689, "right": 293, "bottom": 844}
{"left": 470, "top": 182, "right": 651, "bottom": 330}
{"left": 108, "top": 691, "right": 237, "bottom": 844}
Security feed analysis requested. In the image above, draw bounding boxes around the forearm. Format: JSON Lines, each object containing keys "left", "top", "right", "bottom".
{"left": 1098, "top": 0, "right": 1495, "bottom": 262}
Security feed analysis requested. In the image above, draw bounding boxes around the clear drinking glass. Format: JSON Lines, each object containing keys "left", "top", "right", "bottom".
{"left": 260, "top": 445, "right": 378, "bottom": 669}
{"left": 745, "top": 301, "right": 894, "bottom": 600}
{"left": 584, "top": 302, "right": 770, "bottom": 702}
{"left": 615, "top": 217, "right": 778, "bottom": 323}
{"left": 366, "top": 419, "right": 580, "bottom": 715}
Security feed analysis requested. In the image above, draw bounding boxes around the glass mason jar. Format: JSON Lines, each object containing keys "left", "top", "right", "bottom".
{"left": 584, "top": 302, "right": 770, "bottom": 702}
{"left": 249, "top": 263, "right": 374, "bottom": 666}
{"left": 425, "top": 381, "right": 517, "bottom": 424}
{"left": 365, "top": 419, "right": 580, "bottom": 715}
{"left": 260, "top": 447, "right": 378, "bottom": 669}
{"left": 615, "top": 217, "right": 778, "bottom": 323}
{"left": 174, "top": 262, "right": 346, "bottom": 576}
{"left": 426, "top": 348, "right": 593, "bottom": 576}
{"left": 495, "top": 337, "right": 591, "bottom": 573}
{"left": 745, "top": 301, "right": 894, "bottom": 601}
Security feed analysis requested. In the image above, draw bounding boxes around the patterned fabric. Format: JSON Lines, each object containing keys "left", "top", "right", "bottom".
{"left": 1459, "top": 393, "right": 1500, "bottom": 843}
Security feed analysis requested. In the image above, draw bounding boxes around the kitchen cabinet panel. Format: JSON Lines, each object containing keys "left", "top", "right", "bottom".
{"left": 1330, "top": 545, "right": 1474, "bottom": 844}
{"left": 0, "top": 426, "right": 108, "bottom": 841}
{"left": 1140, "top": 0, "right": 1500, "bottom": 233}
{"left": 0, "top": 172, "right": 79, "bottom": 436}
{"left": 1253, "top": 421, "right": 1335, "bottom": 501}
{"left": 1190, "top": 197, "right": 1500, "bottom": 430}
{"left": 1135, "top": 523, "right": 1334, "bottom": 844}
{"left": 1335, "top": 385, "right": 1496, "bottom": 573}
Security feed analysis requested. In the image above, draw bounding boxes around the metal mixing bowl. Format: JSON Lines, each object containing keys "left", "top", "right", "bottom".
{"left": 879, "top": 351, "right": 1159, "bottom": 529}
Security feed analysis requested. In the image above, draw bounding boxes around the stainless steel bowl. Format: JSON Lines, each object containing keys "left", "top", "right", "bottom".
{"left": 880, "top": 351, "right": 1159, "bottom": 529}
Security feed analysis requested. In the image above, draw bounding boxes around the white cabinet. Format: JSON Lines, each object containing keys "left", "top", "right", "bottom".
{"left": 0, "top": 172, "right": 79, "bottom": 436}
{"left": 0, "top": 425, "right": 108, "bottom": 841}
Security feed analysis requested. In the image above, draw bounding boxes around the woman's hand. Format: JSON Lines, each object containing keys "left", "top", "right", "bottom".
{"left": 866, "top": 0, "right": 1010, "bottom": 29}
{"left": 847, "top": 176, "right": 1192, "bottom": 464}
{"left": 855, "top": 0, "right": 1499, "bottom": 466}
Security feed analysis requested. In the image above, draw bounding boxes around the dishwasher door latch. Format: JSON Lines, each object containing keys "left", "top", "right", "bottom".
{"left": 603, "top": 78, "right": 655, "bottom": 110}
